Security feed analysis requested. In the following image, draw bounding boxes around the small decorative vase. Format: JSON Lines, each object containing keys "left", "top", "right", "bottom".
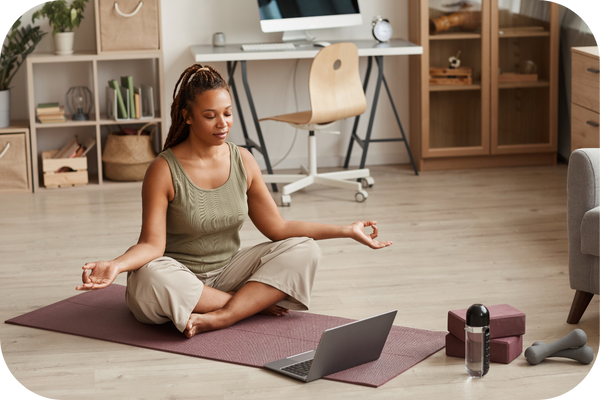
{"left": 54, "top": 32, "right": 75, "bottom": 55}
{"left": 0, "top": 89, "right": 10, "bottom": 128}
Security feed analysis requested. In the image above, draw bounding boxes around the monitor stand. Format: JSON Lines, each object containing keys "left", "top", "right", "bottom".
{"left": 282, "top": 30, "right": 316, "bottom": 44}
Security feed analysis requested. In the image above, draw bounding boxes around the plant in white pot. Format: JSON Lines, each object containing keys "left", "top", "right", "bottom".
{"left": 0, "top": 17, "right": 46, "bottom": 128}
{"left": 32, "top": 0, "right": 89, "bottom": 56}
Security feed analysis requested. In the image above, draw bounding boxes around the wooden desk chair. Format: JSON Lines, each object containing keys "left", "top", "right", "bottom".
{"left": 259, "top": 42, "right": 373, "bottom": 206}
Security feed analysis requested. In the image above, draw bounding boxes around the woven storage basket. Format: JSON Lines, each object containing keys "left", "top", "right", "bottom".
{"left": 102, "top": 122, "right": 157, "bottom": 181}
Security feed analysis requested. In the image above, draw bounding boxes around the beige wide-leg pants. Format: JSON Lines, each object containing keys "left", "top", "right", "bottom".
{"left": 126, "top": 237, "right": 321, "bottom": 332}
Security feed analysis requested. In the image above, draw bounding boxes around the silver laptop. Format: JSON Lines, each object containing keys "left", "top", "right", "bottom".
{"left": 264, "top": 310, "right": 397, "bottom": 382}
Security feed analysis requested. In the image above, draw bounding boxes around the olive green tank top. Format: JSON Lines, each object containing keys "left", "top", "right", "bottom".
{"left": 159, "top": 142, "right": 248, "bottom": 274}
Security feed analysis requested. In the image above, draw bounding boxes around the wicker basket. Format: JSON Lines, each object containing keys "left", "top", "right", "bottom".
{"left": 102, "top": 122, "right": 157, "bottom": 181}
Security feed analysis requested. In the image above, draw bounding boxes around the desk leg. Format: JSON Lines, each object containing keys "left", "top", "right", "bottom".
{"left": 227, "top": 61, "right": 251, "bottom": 149}
{"left": 376, "top": 57, "right": 419, "bottom": 176}
{"left": 232, "top": 61, "right": 277, "bottom": 192}
{"left": 344, "top": 56, "right": 373, "bottom": 169}
{"left": 344, "top": 55, "right": 418, "bottom": 176}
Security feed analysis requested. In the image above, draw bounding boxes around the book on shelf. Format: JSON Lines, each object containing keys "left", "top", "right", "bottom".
{"left": 54, "top": 137, "right": 79, "bottom": 159}
{"left": 139, "top": 84, "right": 155, "bottom": 119}
{"left": 38, "top": 116, "right": 67, "bottom": 123}
{"left": 121, "top": 76, "right": 135, "bottom": 119}
{"left": 134, "top": 92, "right": 141, "bottom": 119}
{"left": 37, "top": 105, "right": 64, "bottom": 116}
{"left": 37, "top": 102, "right": 61, "bottom": 113}
{"left": 108, "top": 79, "right": 128, "bottom": 119}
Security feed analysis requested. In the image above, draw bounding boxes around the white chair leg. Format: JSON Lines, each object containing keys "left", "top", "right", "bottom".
{"left": 262, "top": 174, "right": 306, "bottom": 184}
{"left": 282, "top": 175, "right": 315, "bottom": 195}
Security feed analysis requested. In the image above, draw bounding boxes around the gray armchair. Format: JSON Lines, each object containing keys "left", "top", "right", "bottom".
{"left": 567, "top": 148, "right": 600, "bottom": 324}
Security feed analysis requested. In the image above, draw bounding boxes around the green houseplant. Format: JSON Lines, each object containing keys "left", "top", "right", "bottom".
{"left": 0, "top": 17, "right": 46, "bottom": 127}
{"left": 32, "top": 0, "right": 89, "bottom": 55}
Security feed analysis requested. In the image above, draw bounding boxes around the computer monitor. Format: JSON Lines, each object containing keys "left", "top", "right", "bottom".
{"left": 257, "top": 0, "right": 362, "bottom": 42}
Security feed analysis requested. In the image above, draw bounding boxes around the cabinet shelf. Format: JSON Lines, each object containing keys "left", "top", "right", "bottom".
{"left": 430, "top": 83, "right": 482, "bottom": 92}
{"left": 498, "top": 80, "right": 550, "bottom": 89}
{"left": 429, "top": 32, "right": 482, "bottom": 40}
{"left": 498, "top": 29, "right": 550, "bottom": 38}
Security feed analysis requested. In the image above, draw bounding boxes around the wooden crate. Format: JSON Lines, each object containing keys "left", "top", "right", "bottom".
{"left": 41, "top": 150, "right": 88, "bottom": 188}
{"left": 430, "top": 67, "right": 472, "bottom": 85}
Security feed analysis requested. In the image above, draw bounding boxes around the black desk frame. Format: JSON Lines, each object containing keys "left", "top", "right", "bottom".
{"left": 225, "top": 54, "right": 418, "bottom": 194}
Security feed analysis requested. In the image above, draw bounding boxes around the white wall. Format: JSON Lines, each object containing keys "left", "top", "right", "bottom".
{"left": 5, "top": 0, "right": 413, "bottom": 170}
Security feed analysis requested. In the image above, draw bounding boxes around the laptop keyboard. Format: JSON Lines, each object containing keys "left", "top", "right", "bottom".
{"left": 281, "top": 359, "right": 313, "bottom": 377}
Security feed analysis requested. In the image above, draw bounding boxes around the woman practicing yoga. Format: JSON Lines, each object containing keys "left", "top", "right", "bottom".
{"left": 77, "top": 64, "right": 392, "bottom": 338}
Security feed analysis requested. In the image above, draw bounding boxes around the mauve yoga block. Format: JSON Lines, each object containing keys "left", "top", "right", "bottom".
{"left": 448, "top": 304, "right": 526, "bottom": 339}
{"left": 445, "top": 332, "right": 523, "bottom": 364}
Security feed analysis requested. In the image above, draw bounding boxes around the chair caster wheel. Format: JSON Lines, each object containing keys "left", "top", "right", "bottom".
{"left": 361, "top": 177, "right": 375, "bottom": 189}
{"left": 355, "top": 191, "right": 368, "bottom": 203}
{"left": 281, "top": 194, "right": 291, "bottom": 207}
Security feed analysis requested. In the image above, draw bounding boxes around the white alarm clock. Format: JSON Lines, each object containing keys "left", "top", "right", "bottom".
{"left": 372, "top": 16, "right": 393, "bottom": 42}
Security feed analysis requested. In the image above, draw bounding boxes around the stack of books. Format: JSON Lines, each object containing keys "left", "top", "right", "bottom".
{"left": 37, "top": 102, "right": 66, "bottom": 123}
{"left": 53, "top": 136, "right": 96, "bottom": 160}
{"left": 52, "top": 136, "right": 96, "bottom": 173}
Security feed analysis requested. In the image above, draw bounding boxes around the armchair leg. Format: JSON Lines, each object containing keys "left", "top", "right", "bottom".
{"left": 567, "top": 290, "right": 595, "bottom": 324}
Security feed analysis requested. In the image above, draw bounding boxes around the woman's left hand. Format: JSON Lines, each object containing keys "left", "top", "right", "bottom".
{"left": 349, "top": 221, "right": 393, "bottom": 249}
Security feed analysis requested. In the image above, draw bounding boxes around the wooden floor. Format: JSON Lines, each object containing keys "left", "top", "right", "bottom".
{"left": 1, "top": 163, "right": 598, "bottom": 399}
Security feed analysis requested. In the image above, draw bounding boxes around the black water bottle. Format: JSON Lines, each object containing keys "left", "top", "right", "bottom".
{"left": 465, "top": 304, "right": 490, "bottom": 378}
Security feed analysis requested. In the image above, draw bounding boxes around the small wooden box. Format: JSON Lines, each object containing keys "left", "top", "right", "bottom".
{"left": 41, "top": 150, "right": 88, "bottom": 188}
{"left": 430, "top": 67, "right": 472, "bottom": 85}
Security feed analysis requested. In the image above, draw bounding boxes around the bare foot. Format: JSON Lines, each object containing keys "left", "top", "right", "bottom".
{"left": 184, "top": 312, "right": 227, "bottom": 338}
{"left": 259, "top": 304, "right": 289, "bottom": 316}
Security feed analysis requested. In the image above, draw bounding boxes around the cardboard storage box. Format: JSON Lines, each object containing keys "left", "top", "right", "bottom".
{"left": 41, "top": 150, "right": 88, "bottom": 188}
{"left": 0, "top": 132, "right": 29, "bottom": 192}
{"left": 98, "top": 0, "right": 160, "bottom": 52}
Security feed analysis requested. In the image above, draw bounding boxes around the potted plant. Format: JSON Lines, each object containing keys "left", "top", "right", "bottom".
{"left": 0, "top": 17, "right": 46, "bottom": 128}
{"left": 32, "top": 0, "right": 89, "bottom": 56}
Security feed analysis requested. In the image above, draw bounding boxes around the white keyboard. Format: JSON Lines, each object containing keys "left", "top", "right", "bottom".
{"left": 241, "top": 42, "right": 296, "bottom": 52}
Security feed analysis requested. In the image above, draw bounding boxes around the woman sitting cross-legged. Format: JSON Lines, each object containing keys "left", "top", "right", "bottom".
{"left": 76, "top": 64, "right": 392, "bottom": 338}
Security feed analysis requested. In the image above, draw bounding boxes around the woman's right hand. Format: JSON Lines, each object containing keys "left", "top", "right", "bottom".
{"left": 75, "top": 261, "right": 120, "bottom": 291}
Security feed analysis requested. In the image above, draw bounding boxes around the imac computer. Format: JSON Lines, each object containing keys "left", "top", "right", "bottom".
{"left": 257, "top": 0, "right": 362, "bottom": 43}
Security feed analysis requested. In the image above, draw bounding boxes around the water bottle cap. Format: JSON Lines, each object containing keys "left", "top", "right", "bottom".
{"left": 466, "top": 304, "right": 490, "bottom": 327}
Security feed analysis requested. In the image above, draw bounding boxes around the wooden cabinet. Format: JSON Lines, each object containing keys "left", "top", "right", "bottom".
{"left": 0, "top": 121, "right": 32, "bottom": 193}
{"left": 409, "top": 0, "right": 559, "bottom": 171}
{"left": 26, "top": 1, "right": 167, "bottom": 191}
{"left": 571, "top": 47, "right": 599, "bottom": 152}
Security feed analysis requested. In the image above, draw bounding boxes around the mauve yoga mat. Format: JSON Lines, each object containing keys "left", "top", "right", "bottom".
{"left": 5, "top": 285, "right": 445, "bottom": 387}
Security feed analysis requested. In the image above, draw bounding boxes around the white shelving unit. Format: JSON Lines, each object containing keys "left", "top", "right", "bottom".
{"left": 26, "top": 1, "right": 167, "bottom": 191}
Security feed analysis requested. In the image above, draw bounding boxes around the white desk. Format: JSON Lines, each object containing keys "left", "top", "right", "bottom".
{"left": 191, "top": 39, "right": 423, "bottom": 186}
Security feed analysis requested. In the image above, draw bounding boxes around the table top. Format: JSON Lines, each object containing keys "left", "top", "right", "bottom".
{"left": 191, "top": 39, "right": 423, "bottom": 62}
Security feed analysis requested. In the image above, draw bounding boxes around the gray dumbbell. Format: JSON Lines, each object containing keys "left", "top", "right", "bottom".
{"left": 530, "top": 341, "right": 595, "bottom": 365}
{"left": 525, "top": 329, "right": 588, "bottom": 365}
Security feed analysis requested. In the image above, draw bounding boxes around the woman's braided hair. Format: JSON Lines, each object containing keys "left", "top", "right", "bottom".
{"left": 163, "top": 64, "right": 230, "bottom": 151}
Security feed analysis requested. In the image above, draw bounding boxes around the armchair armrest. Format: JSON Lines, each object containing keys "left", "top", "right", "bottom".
{"left": 567, "top": 148, "right": 600, "bottom": 294}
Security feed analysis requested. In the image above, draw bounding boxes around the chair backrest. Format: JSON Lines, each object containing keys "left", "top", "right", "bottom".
{"left": 307, "top": 43, "right": 367, "bottom": 125}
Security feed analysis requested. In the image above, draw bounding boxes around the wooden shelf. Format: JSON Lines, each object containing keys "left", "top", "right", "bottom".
{"left": 498, "top": 28, "right": 550, "bottom": 38}
{"left": 429, "top": 32, "right": 482, "bottom": 40}
{"left": 430, "top": 82, "right": 482, "bottom": 92}
{"left": 498, "top": 80, "right": 550, "bottom": 89}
